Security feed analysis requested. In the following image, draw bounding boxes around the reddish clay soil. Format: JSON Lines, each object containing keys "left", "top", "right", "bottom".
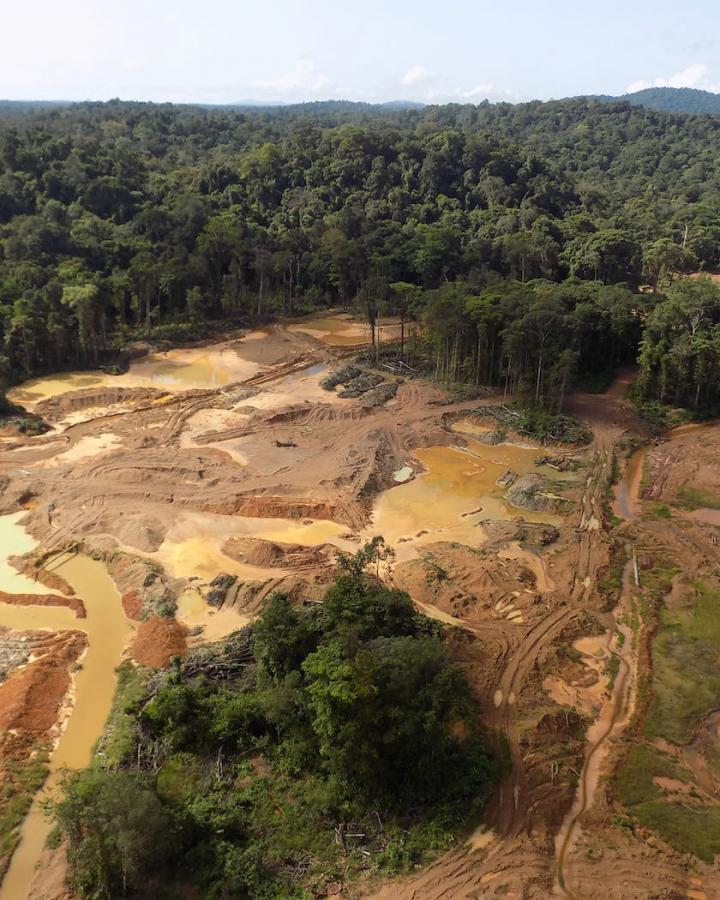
{"left": 0, "top": 631, "right": 86, "bottom": 737}
{"left": 121, "top": 589, "right": 143, "bottom": 620}
{"left": 132, "top": 616, "right": 188, "bottom": 667}
{"left": 0, "top": 591, "right": 86, "bottom": 618}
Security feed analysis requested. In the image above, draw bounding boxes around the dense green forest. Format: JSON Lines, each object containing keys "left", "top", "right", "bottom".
{"left": 2, "top": 97, "right": 720, "bottom": 410}
{"left": 52, "top": 543, "right": 496, "bottom": 898}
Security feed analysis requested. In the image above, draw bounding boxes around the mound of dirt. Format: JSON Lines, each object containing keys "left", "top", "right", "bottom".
{"left": 207, "top": 494, "right": 349, "bottom": 525}
{"left": 479, "top": 518, "right": 560, "bottom": 548}
{"left": 362, "top": 382, "right": 398, "bottom": 407}
{"left": 207, "top": 574, "right": 238, "bottom": 608}
{"left": 90, "top": 545, "right": 179, "bottom": 618}
{"left": 0, "top": 631, "right": 86, "bottom": 734}
{"left": 35, "top": 386, "right": 166, "bottom": 420}
{"left": 505, "top": 474, "right": 548, "bottom": 511}
{"left": 222, "top": 537, "right": 335, "bottom": 570}
{"left": 121, "top": 590, "right": 143, "bottom": 620}
{"left": 132, "top": 617, "right": 188, "bottom": 668}
{"left": 497, "top": 468, "right": 517, "bottom": 488}
{"left": 504, "top": 474, "right": 571, "bottom": 513}
{"left": 338, "top": 373, "right": 384, "bottom": 398}
{"left": 98, "top": 512, "right": 166, "bottom": 553}
{"left": 393, "top": 541, "right": 542, "bottom": 623}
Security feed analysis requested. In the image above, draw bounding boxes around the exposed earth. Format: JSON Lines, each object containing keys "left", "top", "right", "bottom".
{"left": 0, "top": 316, "right": 719, "bottom": 898}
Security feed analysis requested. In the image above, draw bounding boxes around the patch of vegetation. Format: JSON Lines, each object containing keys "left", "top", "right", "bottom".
{"left": 617, "top": 744, "right": 720, "bottom": 862}
{"left": 630, "top": 398, "right": 669, "bottom": 434}
{"left": 649, "top": 503, "right": 673, "bottom": 519}
{"left": 675, "top": 485, "right": 720, "bottom": 511}
{"left": 596, "top": 543, "right": 626, "bottom": 612}
{"left": 633, "top": 802, "right": 720, "bottom": 863}
{"left": 0, "top": 747, "right": 49, "bottom": 877}
{"left": 614, "top": 742, "right": 720, "bottom": 861}
{"left": 423, "top": 556, "right": 450, "bottom": 584}
{"left": 645, "top": 581, "right": 720, "bottom": 744}
{"left": 52, "top": 541, "right": 497, "bottom": 898}
{"left": 514, "top": 406, "right": 591, "bottom": 445}
{"left": 95, "top": 661, "right": 148, "bottom": 768}
{"left": 606, "top": 653, "right": 620, "bottom": 688}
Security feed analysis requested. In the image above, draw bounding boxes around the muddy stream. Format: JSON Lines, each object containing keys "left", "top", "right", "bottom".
{"left": 0, "top": 517, "right": 131, "bottom": 900}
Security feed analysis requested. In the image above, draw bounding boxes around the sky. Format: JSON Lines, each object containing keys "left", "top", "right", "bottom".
{"left": 2, "top": 0, "right": 720, "bottom": 105}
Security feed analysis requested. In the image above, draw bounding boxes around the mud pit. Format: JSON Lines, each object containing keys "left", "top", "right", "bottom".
{"left": 1, "top": 316, "right": 587, "bottom": 897}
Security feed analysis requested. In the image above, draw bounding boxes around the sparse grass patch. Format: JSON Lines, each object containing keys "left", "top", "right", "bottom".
{"left": 606, "top": 653, "right": 620, "bottom": 688}
{"left": 675, "top": 485, "right": 720, "bottom": 511}
{"left": 645, "top": 581, "right": 720, "bottom": 744}
{"left": 423, "top": 556, "right": 450, "bottom": 583}
{"left": 649, "top": 503, "right": 672, "bottom": 519}
{"left": 615, "top": 742, "right": 720, "bottom": 862}
{"left": 596, "top": 543, "right": 626, "bottom": 612}
{"left": 631, "top": 802, "right": 720, "bottom": 863}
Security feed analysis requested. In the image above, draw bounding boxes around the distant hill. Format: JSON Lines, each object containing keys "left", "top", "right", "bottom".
{"left": 613, "top": 87, "right": 720, "bottom": 115}
{"left": 2, "top": 89, "right": 718, "bottom": 118}
{"left": 0, "top": 99, "right": 72, "bottom": 114}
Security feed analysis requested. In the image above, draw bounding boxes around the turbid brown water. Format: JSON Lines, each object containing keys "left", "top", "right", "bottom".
{"left": 8, "top": 342, "right": 262, "bottom": 408}
{"left": 0, "top": 520, "right": 132, "bottom": 900}
{"left": 371, "top": 434, "right": 560, "bottom": 557}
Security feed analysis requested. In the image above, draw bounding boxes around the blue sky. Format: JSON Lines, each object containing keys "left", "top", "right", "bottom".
{"left": 3, "top": 0, "right": 720, "bottom": 104}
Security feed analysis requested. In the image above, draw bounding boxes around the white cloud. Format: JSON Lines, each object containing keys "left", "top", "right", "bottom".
{"left": 627, "top": 63, "right": 720, "bottom": 94}
{"left": 253, "top": 58, "right": 333, "bottom": 95}
{"left": 425, "top": 83, "right": 520, "bottom": 103}
{"left": 400, "top": 64, "right": 433, "bottom": 87}
{"left": 459, "top": 83, "right": 498, "bottom": 99}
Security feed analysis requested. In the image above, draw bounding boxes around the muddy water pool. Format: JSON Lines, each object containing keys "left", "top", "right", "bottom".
{"left": 8, "top": 341, "right": 265, "bottom": 409}
{"left": 154, "top": 512, "right": 355, "bottom": 582}
{"left": 370, "top": 436, "right": 561, "bottom": 558}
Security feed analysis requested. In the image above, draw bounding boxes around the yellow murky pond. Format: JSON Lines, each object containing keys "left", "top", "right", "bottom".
{"left": 8, "top": 342, "right": 263, "bottom": 409}
{"left": 0, "top": 511, "right": 49, "bottom": 596}
{"left": 0, "top": 517, "right": 132, "bottom": 900}
{"left": 370, "top": 436, "right": 559, "bottom": 556}
{"left": 155, "top": 514, "right": 353, "bottom": 583}
{"left": 176, "top": 588, "right": 251, "bottom": 643}
{"left": 287, "top": 314, "right": 402, "bottom": 347}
